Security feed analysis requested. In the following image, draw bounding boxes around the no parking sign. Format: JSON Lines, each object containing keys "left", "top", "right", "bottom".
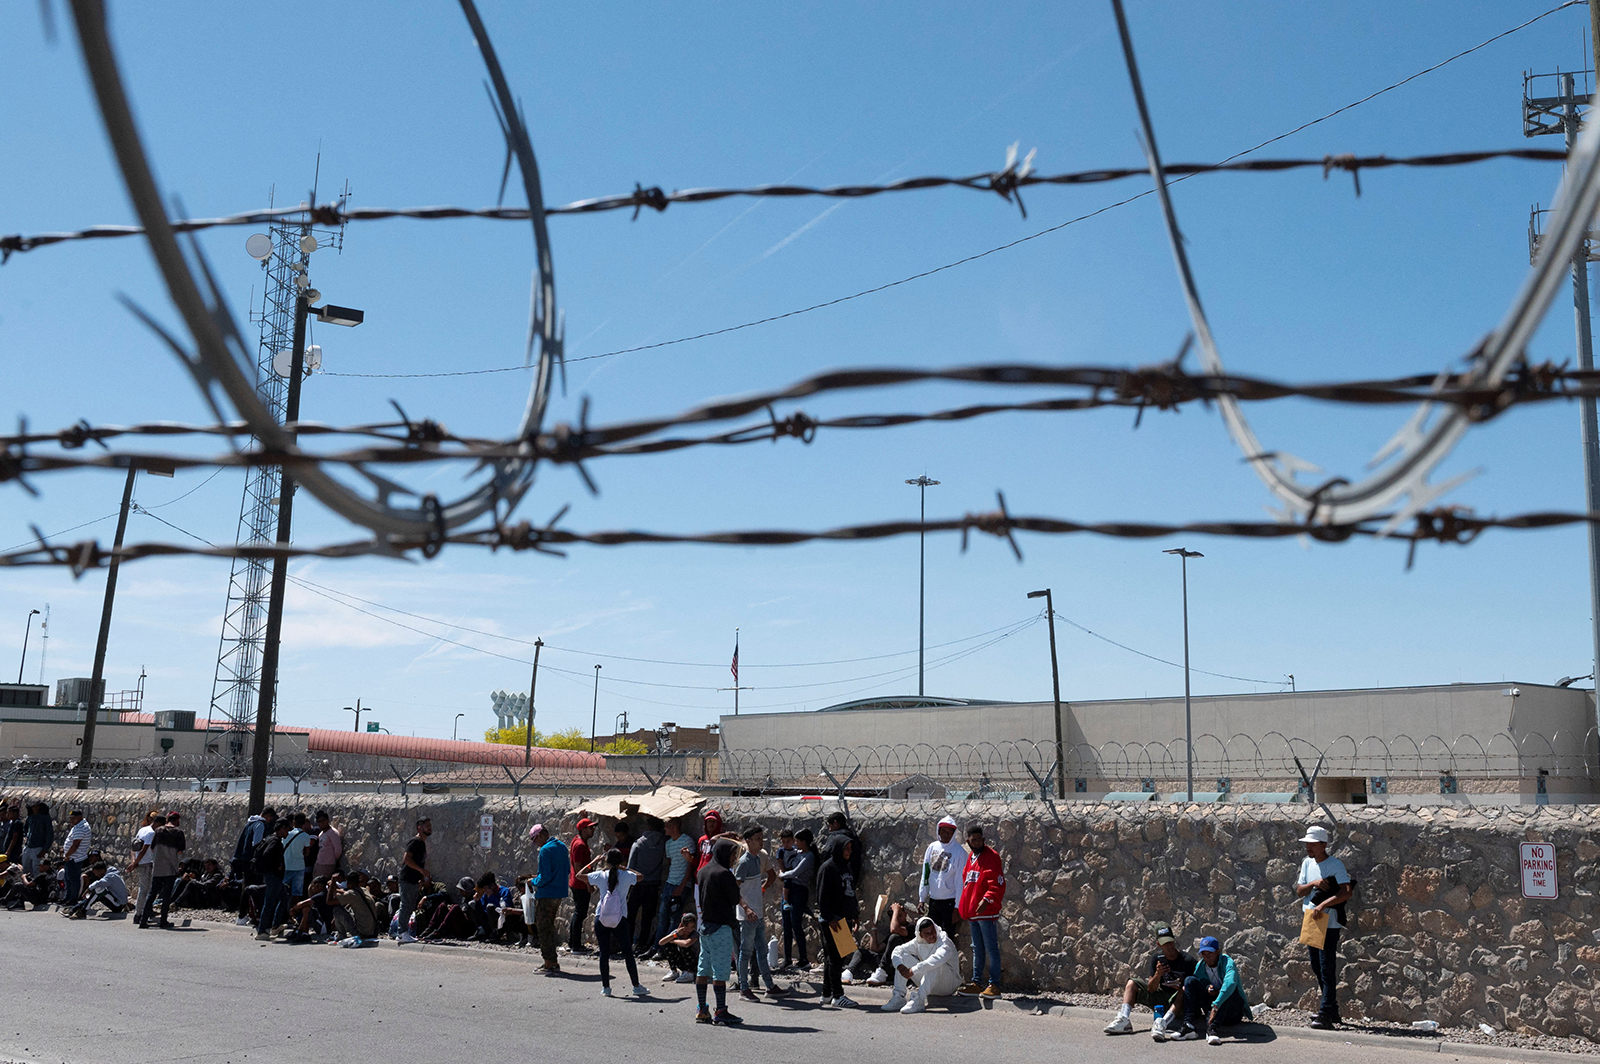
{"left": 1520, "top": 842, "right": 1558, "bottom": 899}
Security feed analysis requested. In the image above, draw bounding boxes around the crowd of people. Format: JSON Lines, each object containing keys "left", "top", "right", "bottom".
{"left": 0, "top": 799, "right": 1351, "bottom": 1039}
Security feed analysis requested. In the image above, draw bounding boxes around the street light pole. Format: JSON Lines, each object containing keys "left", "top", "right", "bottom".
{"left": 248, "top": 286, "right": 362, "bottom": 815}
{"left": 589, "top": 664, "right": 602, "bottom": 753}
{"left": 1027, "top": 589, "right": 1066, "bottom": 799}
{"left": 1163, "top": 547, "right": 1204, "bottom": 802}
{"left": 343, "top": 699, "right": 362, "bottom": 733}
{"left": 524, "top": 637, "right": 543, "bottom": 767}
{"left": 17, "top": 609, "right": 40, "bottom": 684}
{"left": 905, "top": 475, "right": 941, "bottom": 696}
{"left": 454, "top": 713, "right": 465, "bottom": 741}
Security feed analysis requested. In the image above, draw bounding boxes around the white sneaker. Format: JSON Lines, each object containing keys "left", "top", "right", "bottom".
{"left": 234, "top": 916, "right": 251, "bottom": 926}
{"left": 397, "top": 932, "right": 417, "bottom": 944}
{"left": 1207, "top": 1033, "right": 1223, "bottom": 1046}
{"left": 632, "top": 985, "right": 650, "bottom": 998}
{"left": 663, "top": 969, "right": 681, "bottom": 983}
{"left": 674, "top": 972, "right": 695, "bottom": 984}
{"left": 901, "top": 995, "right": 927, "bottom": 1014}
{"left": 882, "top": 994, "right": 907, "bottom": 1012}
{"left": 841, "top": 970, "right": 855, "bottom": 985}
{"left": 1105, "top": 1015, "right": 1134, "bottom": 1035}
{"left": 833, "top": 994, "right": 857, "bottom": 1008}
{"left": 866, "top": 968, "right": 890, "bottom": 987}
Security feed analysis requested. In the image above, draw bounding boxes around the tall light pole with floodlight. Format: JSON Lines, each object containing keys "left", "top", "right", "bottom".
{"left": 1026, "top": 589, "right": 1066, "bottom": 798}
{"left": 454, "top": 713, "right": 465, "bottom": 741}
{"left": 905, "top": 475, "right": 940, "bottom": 696}
{"left": 17, "top": 610, "right": 40, "bottom": 685}
{"left": 1163, "top": 547, "right": 1204, "bottom": 802}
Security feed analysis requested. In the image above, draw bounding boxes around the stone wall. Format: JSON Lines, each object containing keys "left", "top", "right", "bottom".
{"left": 11, "top": 790, "right": 1598, "bottom": 1040}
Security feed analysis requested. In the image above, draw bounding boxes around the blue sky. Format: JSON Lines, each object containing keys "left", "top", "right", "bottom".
{"left": 3, "top": 1, "right": 1597, "bottom": 743}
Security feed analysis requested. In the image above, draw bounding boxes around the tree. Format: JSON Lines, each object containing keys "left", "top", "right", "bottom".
{"left": 483, "top": 724, "right": 649, "bottom": 756}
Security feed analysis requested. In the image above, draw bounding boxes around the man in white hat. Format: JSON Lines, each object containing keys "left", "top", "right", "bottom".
{"left": 918, "top": 815, "right": 966, "bottom": 941}
{"left": 1294, "top": 825, "right": 1352, "bottom": 1028}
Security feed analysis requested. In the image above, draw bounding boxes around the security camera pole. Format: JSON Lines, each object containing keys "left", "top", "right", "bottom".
{"left": 249, "top": 279, "right": 363, "bottom": 814}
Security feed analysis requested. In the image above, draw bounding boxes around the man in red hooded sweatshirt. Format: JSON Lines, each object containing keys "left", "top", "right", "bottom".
{"left": 695, "top": 810, "right": 725, "bottom": 875}
{"left": 956, "top": 824, "right": 1005, "bottom": 998}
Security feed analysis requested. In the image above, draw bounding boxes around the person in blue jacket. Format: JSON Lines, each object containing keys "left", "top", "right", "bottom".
{"left": 530, "top": 824, "right": 570, "bottom": 973}
{"left": 1166, "top": 936, "right": 1252, "bottom": 1044}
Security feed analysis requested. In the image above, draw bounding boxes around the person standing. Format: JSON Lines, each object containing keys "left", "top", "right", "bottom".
{"left": 254, "top": 819, "right": 291, "bottom": 941}
{"left": 567, "top": 818, "right": 596, "bottom": 952}
{"left": 919, "top": 815, "right": 966, "bottom": 941}
{"left": 628, "top": 816, "right": 666, "bottom": 958}
{"left": 312, "top": 811, "right": 342, "bottom": 884}
{"left": 280, "top": 813, "right": 314, "bottom": 916}
{"left": 822, "top": 812, "right": 863, "bottom": 887}
{"left": 581, "top": 847, "right": 650, "bottom": 999}
{"left": 127, "top": 810, "right": 158, "bottom": 923}
{"left": 22, "top": 802, "right": 52, "bottom": 876}
{"left": 139, "top": 812, "right": 185, "bottom": 929}
{"left": 397, "top": 817, "right": 432, "bottom": 943}
{"left": 231, "top": 806, "right": 276, "bottom": 924}
{"left": 956, "top": 824, "right": 1005, "bottom": 998}
{"left": 654, "top": 817, "right": 698, "bottom": 951}
{"left": 778, "top": 827, "right": 817, "bottom": 970}
{"left": 693, "top": 839, "right": 744, "bottom": 1025}
{"left": 734, "top": 824, "right": 783, "bottom": 1001}
{"left": 1295, "top": 825, "right": 1352, "bottom": 1029}
{"left": 60, "top": 810, "right": 91, "bottom": 906}
{"left": 815, "top": 834, "right": 860, "bottom": 1008}
{"left": 530, "top": 823, "right": 570, "bottom": 972}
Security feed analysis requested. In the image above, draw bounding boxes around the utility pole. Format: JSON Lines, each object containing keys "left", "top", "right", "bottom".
{"left": 1026, "top": 588, "right": 1066, "bottom": 798}
{"left": 1525, "top": 63, "right": 1600, "bottom": 744}
{"left": 589, "top": 664, "right": 601, "bottom": 753}
{"left": 1163, "top": 547, "right": 1203, "bottom": 802}
{"left": 78, "top": 458, "right": 172, "bottom": 788}
{"left": 905, "top": 475, "right": 940, "bottom": 696}
{"left": 17, "top": 609, "right": 40, "bottom": 684}
{"left": 524, "top": 637, "right": 542, "bottom": 766}
{"left": 343, "top": 698, "right": 363, "bottom": 733}
{"left": 248, "top": 289, "right": 312, "bottom": 813}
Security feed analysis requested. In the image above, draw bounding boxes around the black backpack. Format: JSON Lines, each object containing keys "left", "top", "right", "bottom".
{"left": 254, "top": 836, "right": 285, "bottom": 875}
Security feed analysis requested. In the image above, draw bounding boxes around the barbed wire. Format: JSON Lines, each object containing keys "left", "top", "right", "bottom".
{"left": 5, "top": 358, "right": 1596, "bottom": 494}
{"left": 0, "top": 148, "right": 1564, "bottom": 261}
{"left": 0, "top": 499, "right": 1591, "bottom": 574}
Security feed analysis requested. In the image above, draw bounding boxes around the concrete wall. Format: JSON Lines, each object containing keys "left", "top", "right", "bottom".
{"left": 0, "top": 722, "right": 311, "bottom": 761}
{"left": 7, "top": 788, "right": 1599, "bottom": 1039}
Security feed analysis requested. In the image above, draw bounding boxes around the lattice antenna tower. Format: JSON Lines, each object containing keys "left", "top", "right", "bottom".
{"left": 205, "top": 175, "right": 349, "bottom": 761}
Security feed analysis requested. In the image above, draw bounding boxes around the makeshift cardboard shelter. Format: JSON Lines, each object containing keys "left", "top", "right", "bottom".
{"left": 570, "top": 784, "right": 704, "bottom": 823}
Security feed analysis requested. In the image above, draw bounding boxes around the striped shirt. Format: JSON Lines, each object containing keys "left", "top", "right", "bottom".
{"left": 62, "top": 819, "right": 91, "bottom": 860}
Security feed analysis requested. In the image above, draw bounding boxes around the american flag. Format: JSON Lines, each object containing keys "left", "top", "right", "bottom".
{"left": 730, "top": 640, "right": 739, "bottom": 684}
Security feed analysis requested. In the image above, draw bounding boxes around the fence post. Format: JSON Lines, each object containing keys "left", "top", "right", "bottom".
{"left": 820, "top": 766, "right": 860, "bottom": 822}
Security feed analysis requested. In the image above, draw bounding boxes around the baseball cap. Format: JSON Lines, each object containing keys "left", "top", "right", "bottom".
{"left": 1299, "top": 825, "right": 1331, "bottom": 844}
{"left": 937, "top": 815, "right": 958, "bottom": 829}
{"left": 1154, "top": 925, "right": 1176, "bottom": 944}
{"left": 529, "top": 823, "right": 546, "bottom": 841}
{"left": 166, "top": 810, "right": 181, "bottom": 819}
{"left": 1199, "top": 936, "right": 1221, "bottom": 954}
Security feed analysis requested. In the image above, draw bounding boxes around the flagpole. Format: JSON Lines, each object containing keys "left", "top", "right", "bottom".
{"left": 734, "top": 628, "right": 739, "bottom": 716}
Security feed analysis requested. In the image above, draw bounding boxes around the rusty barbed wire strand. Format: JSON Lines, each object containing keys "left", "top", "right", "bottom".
{"left": 0, "top": 148, "right": 1565, "bottom": 261}
{"left": 2, "top": 358, "right": 1593, "bottom": 488}
{"left": 2, "top": 500, "right": 1595, "bottom": 573}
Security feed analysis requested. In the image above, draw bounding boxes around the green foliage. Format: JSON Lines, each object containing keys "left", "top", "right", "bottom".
{"left": 483, "top": 724, "right": 650, "bottom": 756}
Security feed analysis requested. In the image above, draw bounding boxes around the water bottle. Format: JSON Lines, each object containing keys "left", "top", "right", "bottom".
{"left": 1412, "top": 1021, "right": 1440, "bottom": 1032}
{"left": 1154, "top": 1006, "right": 1165, "bottom": 1029}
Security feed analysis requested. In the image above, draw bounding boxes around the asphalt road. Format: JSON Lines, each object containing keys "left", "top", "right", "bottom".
{"left": 0, "top": 910, "right": 1477, "bottom": 1064}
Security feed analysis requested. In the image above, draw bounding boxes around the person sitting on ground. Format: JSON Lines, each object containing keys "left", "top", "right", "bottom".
{"left": 657, "top": 912, "right": 699, "bottom": 984}
{"left": 1104, "top": 924, "right": 1195, "bottom": 1036}
{"left": 882, "top": 916, "right": 962, "bottom": 1014}
{"left": 0, "top": 853, "right": 32, "bottom": 910}
{"left": 1164, "top": 936, "right": 1253, "bottom": 1044}
{"left": 500, "top": 875, "right": 531, "bottom": 947}
{"left": 286, "top": 875, "right": 334, "bottom": 941}
{"left": 170, "top": 859, "right": 225, "bottom": 911}
{"left": 65, "top": 861, "right": 128, "bottom": 919}
{"left": 864, "top": 901, "right": 917, "bottom": 987}
{"left": 467, "top": 871, "right": 510, "bottom": 942}
{"left": 382, "top": 875, "right": 401, "bottom": 922}
{"left": 24, "top": 858, "right": 56, "bottom": 908}
{"left": 331, "top": 871, "right": 383, "bottom": 947}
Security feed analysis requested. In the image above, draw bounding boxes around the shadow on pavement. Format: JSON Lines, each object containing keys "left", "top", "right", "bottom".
{"left": 1220, "top": 1021, "right": 1277, "bottom": 1044}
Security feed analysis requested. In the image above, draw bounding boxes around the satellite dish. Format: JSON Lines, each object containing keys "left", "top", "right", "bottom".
{"left": 245, "top": 233, "right": 273, "bottom": 260}
{"left": 272, "top": 349, "right": 294, "bottom": 377}
{"left": 294, "top": 273, "right": 309, "bottom": 289}
{"left": 305, "top": 344, "right": 322, "bottom": 372}
{"left": 299, "top": 233, "right": 318, "bottom": 254}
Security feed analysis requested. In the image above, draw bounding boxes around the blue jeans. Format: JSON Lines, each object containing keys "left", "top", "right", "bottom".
{"left": 782, "top": 886, "right": 809, "bottom": 965}
{"left": 1309, "top": 926, "right": 1341, "bottom": 1017}
{"left": 970, "top": 918, "right": 1001, "bottom": 988}
{"left": 655, "top": 880, "right": 685, "bottom": 945}
{"left": 257, "top": 873, "right": 285, "bottom": 933}
{"left": 737, "top": 914, "right": 775, "bottom": 991}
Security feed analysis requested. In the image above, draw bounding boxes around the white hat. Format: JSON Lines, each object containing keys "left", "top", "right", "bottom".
{"left": 1299, "top": 825, "right": 1330, "bottom": 844}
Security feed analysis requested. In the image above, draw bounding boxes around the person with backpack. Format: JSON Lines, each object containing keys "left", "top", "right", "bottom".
{"left": 254, "top": 819, "right": 291, "bottom": 940}
{"left": 578, "top": 847, "right": 650, "bottom": 999}
{"left": 281, "top": 813, "right": 315, "bottom": 912}
{"left": 231, "top": 807, "right": 276, "bottom": 924}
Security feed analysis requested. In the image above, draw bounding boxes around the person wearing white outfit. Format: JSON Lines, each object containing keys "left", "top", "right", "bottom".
{"left": 918, "top": 816, "right": 966, "bottom": 942}
{"left": 881, "top": 916, "right": 962, "bottom": 1014}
